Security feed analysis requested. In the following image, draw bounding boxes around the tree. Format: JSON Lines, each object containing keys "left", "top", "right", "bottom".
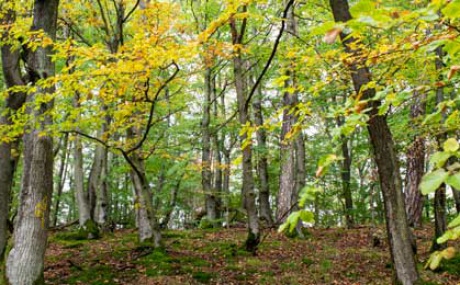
{"left": 5, "top": 0, "right": 59, "bottom": 283}
{"left": 328, "top": 0, "right": 419, "bottom": 284}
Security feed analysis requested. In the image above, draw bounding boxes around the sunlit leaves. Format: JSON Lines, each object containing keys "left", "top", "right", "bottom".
{"left": 420, "top": 169, "right": 449, "bottom": 195}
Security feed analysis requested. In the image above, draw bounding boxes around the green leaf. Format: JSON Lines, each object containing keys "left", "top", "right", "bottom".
{"left": 299, "top": 210, "right": 314, "bottom": 224}
{"left": 443, "top": 138, "right": 459, "bottom": 152}
{"left": 442, "top": 1, "right": 460, "bottom": 20}
{"left": 448, "top": 214, "right": 460, "bottom": 228}
{"left": 420, "top": 169, "right": 449, "bottom": 195}
{"left": 429, "top": 151, "right": 452, "bottom": 169}
{"left": 428, "top": 251, "right": 443, "bottom": 270}
{"left": 446, "top": 173, "right": 460, "bottom": 190}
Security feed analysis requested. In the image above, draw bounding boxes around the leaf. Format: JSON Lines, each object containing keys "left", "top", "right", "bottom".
{"left": 429, "top": 151, "right": 452, "bottom": 169}
{"left": 443, "top": 138, "right": 459, "bottom": 152}
{"left": 323, "top": 28, "right": 342, "bottom": 44}
{"left": 419, "top": 169, "right": 449, "bottom": 195}
{"left": 299, "top": 210, "right": 314, "bottom": 223}
{"left": 428, "top": 251, "right": 443, "bottom": 270}
{"left": 448, "top": 65, "right": 460, "bottom": 80}
{"left": 446, "top": 173, "right": 460, "bottom": 190}
{"left": 440, "top": 247, "right": 456, "bottom": 260}
{"left": 448, "top": 214, "right": 460, "bottom": 228}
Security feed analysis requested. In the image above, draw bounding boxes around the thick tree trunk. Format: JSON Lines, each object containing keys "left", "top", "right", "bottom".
{"left": 6, "top": 0, "right": 58, "bottom": 283}
{"left": 277, "top": 91, "right": 296, "bottom": 223}
{"left": 0, "top": 9, "right": 27, "bottom": 261}
{"left": 329, "top": 1, "right": 419, "bottom": 284}
{"left": 404, "top": 91, "right": 426, "bottom": 228}
{"left": 126, "top": 126, "right": 161, "bottom": 246}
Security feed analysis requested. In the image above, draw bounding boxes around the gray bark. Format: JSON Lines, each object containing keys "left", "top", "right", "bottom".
{"left": 129, "top": 153, "right": 161, "bottom": 247}
{"left": 74, "top": 136, "right": 91, "bottom": 227}
{"left": 202, "top": 68, "right": 218, "bottom": 223}
{"left": 230, "top": 13, "right": 260, "bottom": 252}
{"left": 53, "top": 135, "right": 69, "bottom": 227}
{"left": 329, "top": 1, "right": 419, "bottom": 284}
{"left": 276, "top": 4, "right": 305, "bottom": 229}
{"left": 6, "top": 0, "right": 58, "bottom": 283}
{"left": 252, "top": 84, "right": 274, "bottom": 226}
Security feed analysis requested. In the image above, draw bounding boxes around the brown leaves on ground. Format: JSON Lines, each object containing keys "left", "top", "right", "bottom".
{"left": 44, "top": 226, "right": 460, "bottom": 285}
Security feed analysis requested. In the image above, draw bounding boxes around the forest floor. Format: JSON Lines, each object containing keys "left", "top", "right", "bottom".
{"left": 44, "top": 226, "right": 460, "bottom": 285}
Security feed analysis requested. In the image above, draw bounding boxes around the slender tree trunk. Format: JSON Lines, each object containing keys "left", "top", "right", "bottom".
{"left": 6, "top": 0, "right": 58, "bottom": 283}
{"left": 202, "top": 68, "right": 218, "bottom": 224}
{"left": 73, "top": 91, "right": 96, "bottom": 238}
{"left": 432, "top": 46, "right": 447, "bottom": 251}
{"left": 404, "top": 91, "right": 426, "bottom": 228}
{"left": 276, "top": 4, "right": 305, "bottom": 230}
{"left": 329, "top": 1, "right": 419, "bottom": 284}
{"left": 53, "top": 134, "right": 70, "bottom": 227}
{"left": 90, "top": 140, "right": 110, "bottom": 230}
{"left": 230, "top": 13, "right": 260, "bottom": 253}
{"left": 252, "top": 83, "right": 274, "bottom": 227}
{"left": 336, "top": 116, "right": 354, "bottom": 228}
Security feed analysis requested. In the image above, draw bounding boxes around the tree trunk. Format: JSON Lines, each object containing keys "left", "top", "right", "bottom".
{"left": 53, "top": 134, "right": 69, "bottom": 227}
{"left": 0, "top": 5, "right": 28, "bottom": 261}
{"left": 432, "top": 46, "right": 447, "bottom": 251}
{"left": 252, "top": 83, "right": 274, "bottom": 227}
{"left": 277, "top": 87, "right": 296, "bottom": 223}
{"left": 126, "top": 125, "right": 162, "bottom": 246}
{"left": 276, "top": 4, "right": 305, "bottom": 231}
{"left": 341, "top": 135, "right": 354, "bottom": 228}
{"left": 6, "top": 0, "right": 58, "bottom": 283}
{"left": 0, "top": 11, "right": 26, "bottom": 260}
{"left": 404, "top": 91, "right": 426, "bottom": 228}
{"left": 202, "top": 68, "right": 218, "bottom": 224}
{"left": 230, "top": 14, "right": 260, "bottom": 253}
{"left": 329, "top": 1, "right": 419, "bottom": 284}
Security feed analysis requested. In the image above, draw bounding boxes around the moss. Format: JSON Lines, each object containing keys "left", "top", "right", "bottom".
{"left": 438, "top": 254, "right": 460, "bottom": 276}
{"left": 192, "top": 271, "right": 215, "bottom": 283}
{"left": 80, "top": 220, "right": 100, "bottom": 239}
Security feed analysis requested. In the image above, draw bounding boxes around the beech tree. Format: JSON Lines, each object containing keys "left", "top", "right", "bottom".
{"left": 328, "top": 0, "right": 419, "bottom": 283}
{"left": 5, "top": 0, "right": 59, "bottom": 283}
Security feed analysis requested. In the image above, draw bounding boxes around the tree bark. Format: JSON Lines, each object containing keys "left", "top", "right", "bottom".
{"left": 404, "top": 91, "right": 426, "bottom": 228}
{"left": 230, "top": 13, "right": 260, "bottom": 253}
{"left": 6, "top": 0, "right": 58, "bottom": 283}
{"left": 202, "top": 68, "right": 218, "bottom": 224}
{"left": 329, "top": 1, "right": 419, "bottom": 284}
{"left": 0, "top": 4, "right": 27, "bottom": 261}
{"left": 432, "top": 46, "right": 447, "bottom": 251}
{"left": 252, "top": 83, "right": 274, "bottom": 226}
{"left": 53, "top": 135, "right": 69, "bottom": 227}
